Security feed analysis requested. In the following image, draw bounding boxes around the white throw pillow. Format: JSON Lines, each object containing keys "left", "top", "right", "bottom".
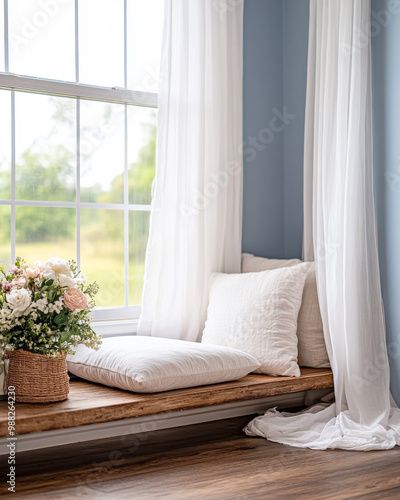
{"left": 201, "top": 263, "right": 310, "bottom": 377}
{"left": 241, "top": 253, "right": 330, "bottom": 368}
{"left": 67, "top": 336, "right": 260, "bottom": 393}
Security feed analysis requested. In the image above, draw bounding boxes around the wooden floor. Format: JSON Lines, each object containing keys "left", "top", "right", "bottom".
{"left": 2, "top": 416, "right": 400, "bottom": 499}
{"left": 0, "top": 368, "right": 333, "bottom": 436}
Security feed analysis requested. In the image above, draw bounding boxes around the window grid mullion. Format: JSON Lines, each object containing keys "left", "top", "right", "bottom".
{"left": 10, "top": 88, "right": 15, "bottom": 263}
{"left": 124, "top": 0, "right": 127, "bottom": 89}
{"left": 124, "top": 104, "right": 129, "bottom": 307}
{"left": 76, "top": 99, "right": 81, "bottom": 269}
{"left": 0, "top": 200, "right": 151, "bottom": 211}
{"left": 4, "top": 0, "right": 9, "bottom": 73}
{"left": 75, "top": 0, "right": 79, "bottom": 83}
{"left": 124, "top": 0, "right": 129, "bottom": 307}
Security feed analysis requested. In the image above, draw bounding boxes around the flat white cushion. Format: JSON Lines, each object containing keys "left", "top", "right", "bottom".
{"left": 201, "top": 263, "right": 310, "bottom": 377}
{"left": 241, "top": 253, "right": 330, "bottom": 368}
{"left": 66, "top": 336, "right": 260, "bottom": 393}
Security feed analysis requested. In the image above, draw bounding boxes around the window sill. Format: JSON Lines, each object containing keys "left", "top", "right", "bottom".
{"left": 92, "top": 319, "right": 138, "bottom": 338}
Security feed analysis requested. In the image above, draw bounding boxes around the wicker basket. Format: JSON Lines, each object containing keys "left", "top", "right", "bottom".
{"left": 6, "top": 350, "right": 69, "bottom": 403}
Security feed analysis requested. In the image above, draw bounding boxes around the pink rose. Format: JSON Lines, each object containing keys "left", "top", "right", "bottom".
{"left": 11, "top": 277, "right": 26, "bottom": 288}
{"left": 2, "top": 281, "right": 11, "bottom": 292}
{"left": 64, "top": 288, "right": 88, "bottom": 310}
{"left": 11, "top": 265, "right": 18, "bottom": 274}
{"left": 23, "top": 267, "right": 41, "bottom": 280}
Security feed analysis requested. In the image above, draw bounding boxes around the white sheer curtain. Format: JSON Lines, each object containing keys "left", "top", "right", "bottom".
{"left": 245, "top": 0, "right": 400, "bottom": 450}
{"left": 138, "top": 0, "right": 244, "bottom": 342}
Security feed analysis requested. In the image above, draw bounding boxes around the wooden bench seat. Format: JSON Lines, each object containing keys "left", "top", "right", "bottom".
{"left": 0, "top": 368, "right": 333, "bottom": 437}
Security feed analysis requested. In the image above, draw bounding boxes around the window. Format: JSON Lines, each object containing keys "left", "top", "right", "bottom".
{"left": 0, "top": 0, "right": 164, "bottom": 332}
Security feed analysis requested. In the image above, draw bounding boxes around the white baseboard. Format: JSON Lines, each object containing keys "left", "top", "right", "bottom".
{"left": 0, "top": 391, "right": 309, "bottom": 455}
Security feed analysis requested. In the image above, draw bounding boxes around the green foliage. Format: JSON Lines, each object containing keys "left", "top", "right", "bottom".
{"left": 128, "top": 121, "right": 156, "bottom": 205}
{"left": 96, "top": 119, "right": 156, "bottom": 245}
{"left": 98, "top": 118, "right": 156, "bottom": 205}
{"left": 16, "top": 148, "right": 75, "bottom": 201}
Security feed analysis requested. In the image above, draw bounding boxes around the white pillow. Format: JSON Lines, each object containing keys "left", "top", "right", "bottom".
{"left": 242, "top": 253, "right": 302, "bottom": 271}
{"left": 67, "top": 336, "right": 260, "bottom": 393}
{"left": 201, "top": 263, "right": 310, "bottom": 377}
{"left": 241, "top": 253, "right": 330, "bottom": 368}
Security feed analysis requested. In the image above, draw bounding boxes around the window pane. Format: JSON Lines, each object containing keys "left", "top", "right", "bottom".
{"left": 15, "top": 92, "right": 76, "bottom": 202}
{"left": 0, "top": 206, "right": 11, "bottom": 267}
{"left": 128, "top": 107, "right": 157, "bottom": 205}
{"left": 0, "top": 0, "right": 4, "bottom": 72}
{"left": 15, "top": 206, "right": 76, "bottom": 263}
{"left": 8, "top": 0, "right": 75, "bottom": 81}
{"left": 0, "top": 90, "right": 11, "bottom": 200}
{"left": 80, "top": 100, "right": 125, "bottom": 204}
{"left": 129, "top": 210, "right": 149, "bottom": 305}
{"left": 79, "top": 0, "right": 124, "bottom": 87}
{"left": 127, "top": 0, "right": 164, "bottom": 92}
{"left": 81, "top": 209, "right": 124, "bottom": 308}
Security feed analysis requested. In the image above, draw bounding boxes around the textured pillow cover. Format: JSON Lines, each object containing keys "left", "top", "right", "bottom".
{"left": 241, "top": 253, "right": 330, "bottom": 368}
{"left": 201, "top": 263, "right": 310, "bottom": 377}
{"left": 67, "top": 336, "right": 261, "bottom": 393}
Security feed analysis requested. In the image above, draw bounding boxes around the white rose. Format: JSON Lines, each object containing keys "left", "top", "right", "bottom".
{"left": 43, "top": 257, "right": 76, "bottom": 288}
{"left": 44, "top": 257, "right": 71, "bottom": 276}
{"left": 58, "top": 274, "right": 76, "bottom": 288}
{"left": 6, "top": 288, "right": 32, "bottom": 317}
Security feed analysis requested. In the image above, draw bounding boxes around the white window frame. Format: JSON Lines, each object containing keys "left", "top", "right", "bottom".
{"left": 0, "top": 0, "right": 159, "bottom": 336}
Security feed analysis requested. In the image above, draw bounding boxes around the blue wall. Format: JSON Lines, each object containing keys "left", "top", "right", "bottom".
{"left": 372, "top": 0, "right": 400, "bottom": 404}
{"left": 242, "top": 0, "right": 309, "bottom": 259}
{"left": 242, "top": 0, "right": 284, "bottom": 258}
{"left": 243, "top": 0, "right": 400, "bottom": 403}
{"left": 282, "top": 0, "right": 309, "bottom": 258}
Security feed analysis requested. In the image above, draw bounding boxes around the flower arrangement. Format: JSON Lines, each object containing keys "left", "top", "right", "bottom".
{"left": 0, "top": 257, "right": 102, "bottom": 359}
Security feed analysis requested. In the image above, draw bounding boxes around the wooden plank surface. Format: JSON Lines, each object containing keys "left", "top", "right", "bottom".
{"left": 1, "top": 415, "right": 399, "bottom": 499}
{"left": 0, "top": 368, "right": 333, "bottom": 436}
